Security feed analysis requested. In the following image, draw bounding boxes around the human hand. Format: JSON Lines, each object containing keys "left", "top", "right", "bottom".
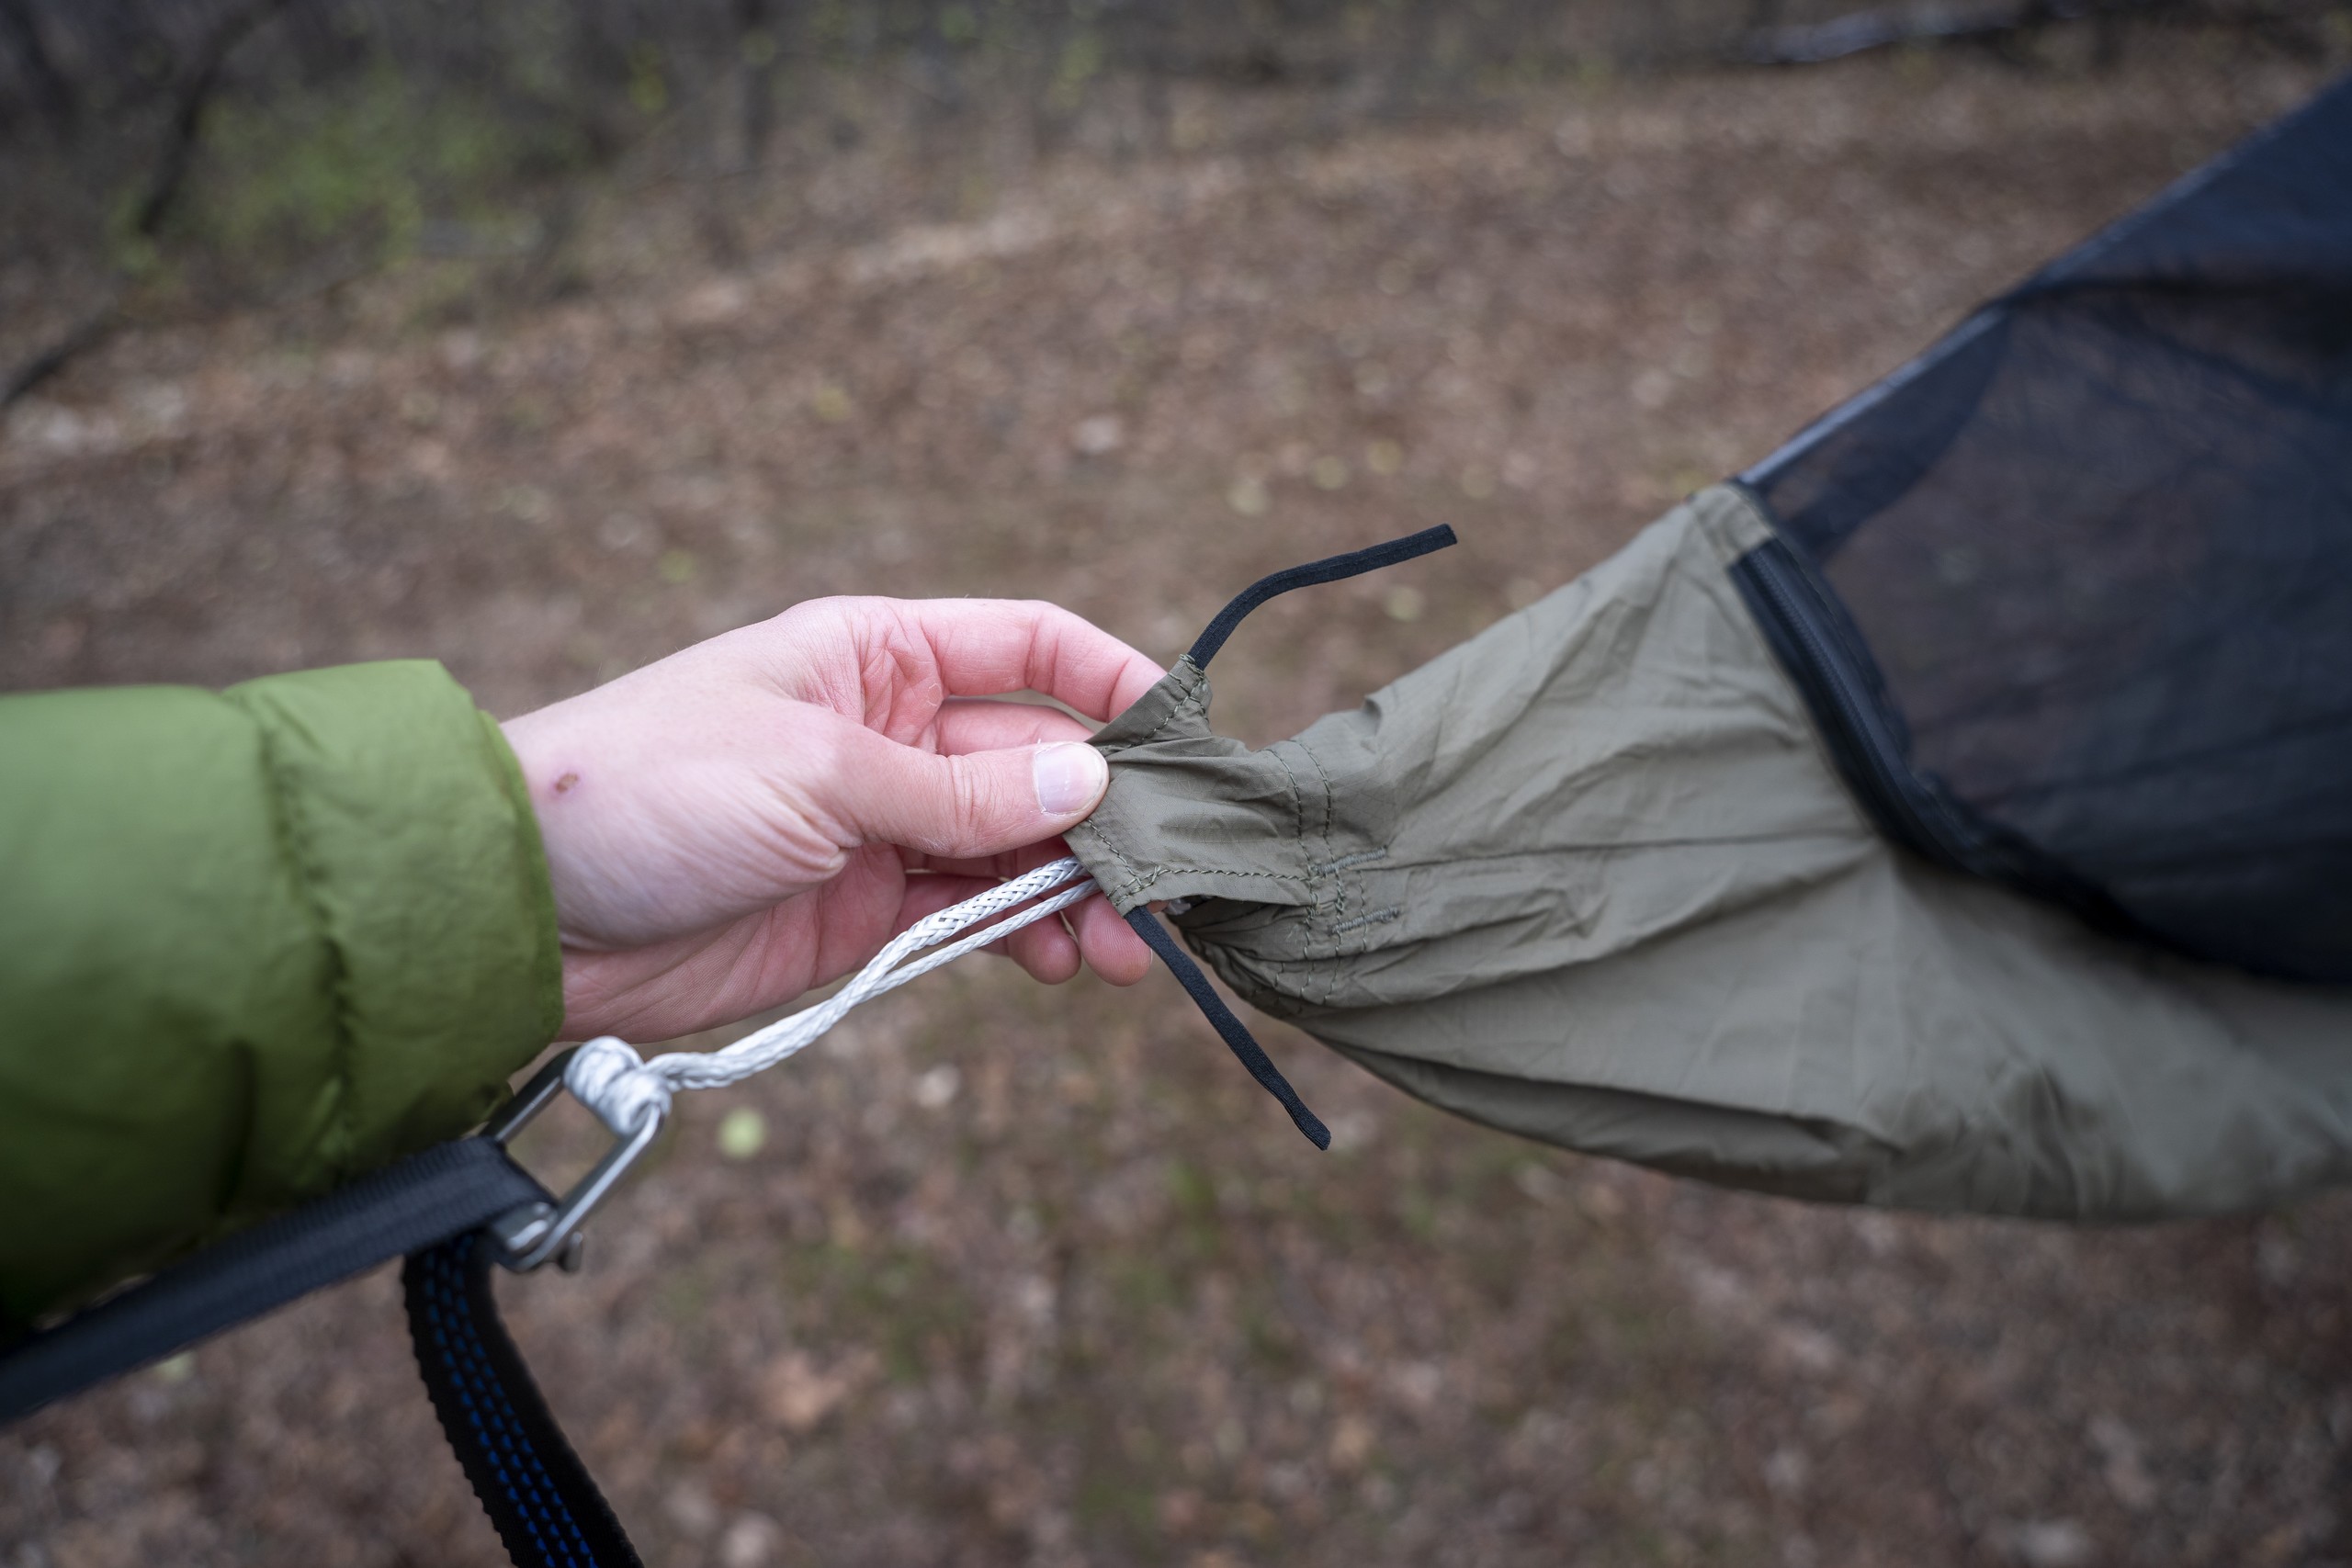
{"left": 500, "top": 598, "right": 1163, "bottom": 1043}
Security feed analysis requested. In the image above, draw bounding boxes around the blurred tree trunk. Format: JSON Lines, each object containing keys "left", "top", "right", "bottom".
{"left": 0, "top": 0, "right": 77, "bottom": 139}
{"left": 4, "top": 0, "right": 300, "bottom": 409}
{"left": 131, "top": 0, "right": 300, "bottom": 241}
{"left": 736, "top": 0, "right": 778, "bottom": 167}
{"left": 1382, "top": 1, "right": 1441, "bottom": 116}
{"left": 1124, "top": 0, "right": 1175, "bottom": 157}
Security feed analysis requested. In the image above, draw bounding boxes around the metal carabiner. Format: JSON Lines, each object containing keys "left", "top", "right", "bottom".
{"left": 481, "top": 1047, "right": 666, "bottom": 1274}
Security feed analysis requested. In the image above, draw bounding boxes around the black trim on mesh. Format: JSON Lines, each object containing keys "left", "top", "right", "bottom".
{"left": 405, "top": 1235, "right": 643, "bottom": 1568}
{"left": 1727, "top": 75, "right": 2352, "bottom": 980}
{"left": 1729, "top": 513, "right": 2159, "bottom": 950}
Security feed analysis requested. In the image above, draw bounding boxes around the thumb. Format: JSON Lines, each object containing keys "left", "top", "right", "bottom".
{"left": 828, "top": 726, "right": 1111, "bottom": 860}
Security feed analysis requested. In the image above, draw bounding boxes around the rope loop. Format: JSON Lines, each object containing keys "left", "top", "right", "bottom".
{"left": 563, "top": 859, "right": 1099, "bottom": 1132}
{"left": 556, "top": 849, "right": 1331, "bottom": 1147}
{"left": 565, "top": 1036, "right": 673, "bottom": 1137}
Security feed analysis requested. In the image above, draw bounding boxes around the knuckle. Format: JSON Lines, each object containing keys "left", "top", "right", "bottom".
{"left": 943, "top": 753, "right": 1008, "bottom": 845}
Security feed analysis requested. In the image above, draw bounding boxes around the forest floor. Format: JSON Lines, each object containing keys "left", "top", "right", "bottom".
{"left": 5, "top": 39, "right": 2352, "bottom": 1568}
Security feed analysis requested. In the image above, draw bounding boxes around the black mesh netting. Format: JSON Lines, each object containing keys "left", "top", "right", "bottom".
{"left": 1740, "top": 73, "right": 2352, "bottom": 983}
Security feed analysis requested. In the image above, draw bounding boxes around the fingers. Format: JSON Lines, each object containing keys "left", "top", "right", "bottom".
{"left": 824, "top": 717, "right": 1109, "bottom": 863}
{"left": 932, "top": 699, "right": 1096, "bottom": 756}
{"left": 1069, "top": 892, "right": 1154, "bottom": 985}
{"left": 885, "top": 600, "right": 1166, "bottom": 721}
{"left": 881, "top": 708, "right": 1158, "bottom": 986}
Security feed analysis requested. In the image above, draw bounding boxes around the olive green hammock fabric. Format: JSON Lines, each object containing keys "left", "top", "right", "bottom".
{"left": 1067, "top": 487, "right": 2352, "bottom": 1223}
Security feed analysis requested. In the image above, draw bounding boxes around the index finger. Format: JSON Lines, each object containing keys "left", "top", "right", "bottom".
{"left": 889, "top": 599, "right": 1166, "bottom": 722}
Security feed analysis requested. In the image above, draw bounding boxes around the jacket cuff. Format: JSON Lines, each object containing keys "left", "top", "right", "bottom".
{"left": 223, "top": 660, "right": 564, "bottom": 1185}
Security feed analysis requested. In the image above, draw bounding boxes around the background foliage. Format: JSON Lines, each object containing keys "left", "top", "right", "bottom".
{"left": 4, "top": 4, "right": 2352, "bottom": 1566}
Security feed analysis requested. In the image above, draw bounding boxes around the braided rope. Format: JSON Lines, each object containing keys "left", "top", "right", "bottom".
{"left": 565, "top": 858, "right": 1099, "bottom": 1136}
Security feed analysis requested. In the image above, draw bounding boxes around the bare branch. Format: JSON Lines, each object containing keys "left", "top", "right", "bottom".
{"left": 1736, "top": 0, "right": 2098, "bottom": 64}
{"left": 2, "top": 0, "right": 300, "bottom": 411}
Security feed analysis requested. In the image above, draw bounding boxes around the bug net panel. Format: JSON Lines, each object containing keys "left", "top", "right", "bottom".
{"left": 1743, "top": 75, "right": 2352, "bottom": 982}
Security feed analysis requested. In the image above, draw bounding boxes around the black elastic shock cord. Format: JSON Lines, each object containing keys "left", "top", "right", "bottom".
{"left": 1126, "top": 908, "right": 1332, "bottom": 1149}
{"left": 1187, "top": 525, "right": 1457, "bottom": 671}
{"left": 1146, "top": 521, "right": 1459, "bottom": 1149}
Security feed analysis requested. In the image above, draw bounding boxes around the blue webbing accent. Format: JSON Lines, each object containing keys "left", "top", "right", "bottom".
{"left": 415, "top": 1236, "right": 599, "bottom": 1568}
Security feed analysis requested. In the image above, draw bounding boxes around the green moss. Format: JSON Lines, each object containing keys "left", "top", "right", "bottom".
{"left": 175, "top": 66, "right": 587, "bottom": 274}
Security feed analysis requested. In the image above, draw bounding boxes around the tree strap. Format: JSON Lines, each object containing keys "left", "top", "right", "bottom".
{"left": 405, "top": 1234, "right": 642, "bottom": 1567}
{"left": 0, "top": 1134, "right": 646, "bottom": 1566}
{"left": 0, "top": 1136, "right": 544, "bottom": 1421}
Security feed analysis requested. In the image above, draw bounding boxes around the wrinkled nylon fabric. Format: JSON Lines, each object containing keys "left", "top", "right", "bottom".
{"left": 1069, "top": 487, "right": 2352, "bottom": 1220}
{"left": 0, "top": 661, "right": 563, "bottom": 1325}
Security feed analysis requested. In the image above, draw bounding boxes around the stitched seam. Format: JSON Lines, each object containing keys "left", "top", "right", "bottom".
{"left": 1296, "top": 734, "right": 1349, "bottom": 1007}
{"left": 1072, "top": 824, "right": 1157, "bottom": 902}
{"left": 1277, "top": 740, "right": 1324, "bottom": 997}
{"left": 1307, "top": 849, "right": 1389, "bottom": 875}
{"left": 1081, "top": 665, "right": 1222, "bottom": 902}
{"left": 242, "top": 703, "right": 361, "bottom": 1190}
{"left": 1110, "top": 663, "right": 1212, "bottom": 747}
{"left": 1267, "top": 740, "right": 1329, "bottom": 998}
{"left": 1083, "top": 852, "right": 1321, "bottom": 906}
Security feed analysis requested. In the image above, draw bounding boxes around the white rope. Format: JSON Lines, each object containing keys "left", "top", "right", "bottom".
{"left": 564, "top": 857, "right": 1100, "bottom": 1136}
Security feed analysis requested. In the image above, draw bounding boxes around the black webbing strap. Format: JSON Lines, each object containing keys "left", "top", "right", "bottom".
{"left": 1143, "top": 522, "right": 1459, "bottom": 1149}
{"left": 405, "top": 1234, "right": 644, "bottom": 1568}
{"left": 1126, "top": 908, "right": 1331, "bottom": 1149}
{"left": 0, "top": 1135, "right": 548, "bottom": 1423}
{"left": 1187, "top": 525, "right": 1457, "bottom": 671}
{"left": 0, "top": 1133, "right": 645, "bottom": 1568}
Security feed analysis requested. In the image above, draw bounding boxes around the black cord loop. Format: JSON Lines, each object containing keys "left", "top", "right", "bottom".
{"left": 1187, "top": 525, "right": 1457, "bottom": 671}
{"left": 1148, "top": 522, "right": 1458, "bottom": 1146}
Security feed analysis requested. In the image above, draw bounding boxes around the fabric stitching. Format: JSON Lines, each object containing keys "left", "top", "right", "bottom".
{"left": 1083, "top": 854, "right": 1323, "bottom": 905}
{"left": 1080, "top": 664, "right": 1224, "bottom": 902}
{"left": 1295, "top": 734, "right": 1351, "bottom": 1008}
{"left": 1306, "top": 849, "right": 1389, "bottom": 875}
{"left": 234, "top": 698, "right": 361, "bottom": 1190}
{"left": 1272, "top": 740, "right": 1320, "bottom": 995}
{"left": 1082, "top": 677, "right": 1322, "bottom": 903}
{"left": 1266, "top": 740, "right": 1331, "bottom": 1001}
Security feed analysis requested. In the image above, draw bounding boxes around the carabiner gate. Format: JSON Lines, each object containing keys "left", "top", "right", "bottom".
{"left": 481, "top": 1047, "right": 666, "bottom": 1273}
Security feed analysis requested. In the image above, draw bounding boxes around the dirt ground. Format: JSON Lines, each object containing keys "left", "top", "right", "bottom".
{"left": 5, "top": 41, "right": 2352, "bottom": 1568}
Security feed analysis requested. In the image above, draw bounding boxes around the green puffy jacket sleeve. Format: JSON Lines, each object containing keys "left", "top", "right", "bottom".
{"left": 0, "top": 660, "right": 564, "bottom": 1327}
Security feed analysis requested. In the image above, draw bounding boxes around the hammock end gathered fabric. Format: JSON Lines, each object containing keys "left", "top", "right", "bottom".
{"left": 1087, "top": 521, "right": 1466, "bottom": 1150}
